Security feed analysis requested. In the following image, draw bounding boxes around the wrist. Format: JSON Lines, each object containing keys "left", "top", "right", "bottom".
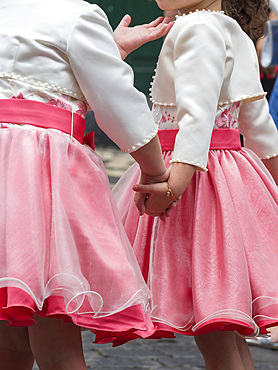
{"left": 141, "top": 168, "right": 169, "bottom": 184}
{"left": 166, "top": 181, "right": 178, "bottom": 201}
{"left": 167, "top": 178, "right": 184, "bottom": 200}
{"left": 115, "top": 43, "right": 127, "bottom": 60}
{"left": 167, "top": 162, "right": 197, "bottom": 198}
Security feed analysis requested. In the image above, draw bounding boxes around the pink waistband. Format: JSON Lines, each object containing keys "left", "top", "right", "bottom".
{"left": 158, "top": 128, "right": 242, "bottom": 152}
{"left": 0, "top": 99, "right": 95, "bottom": 149}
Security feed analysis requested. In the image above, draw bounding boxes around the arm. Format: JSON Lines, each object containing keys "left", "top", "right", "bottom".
{"left": 114, "top": 15, "right": 173, "bottom": 60}
{"left": 134, "top": 19, "right": 226, "bottom": 216}
{"left": 67, "top": 6, "right": 168, "bottom": 198}
{"left": 131, "top": 136, "right": 170, "bottom": 216}
{"left": 239, "top": 98, "right": 278, "bottom": 173}
{"left": 67, "top": 6, "right": 160, "bottom": 153}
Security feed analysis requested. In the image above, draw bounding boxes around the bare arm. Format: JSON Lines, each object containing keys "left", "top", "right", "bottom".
{"left": 130, "top": 136, "right": 167, "bottom": 177}
{"left": 130, "top": 135, "right": 169, "bottom": 216}
{"left": 114, "top": 15, "right": 173, "bottom": 60}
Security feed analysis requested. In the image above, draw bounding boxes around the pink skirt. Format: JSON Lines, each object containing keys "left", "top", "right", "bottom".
{"left": 113, "top": 129, "right": 278, "bottom": 339}
{"left": 0, "top": 100, "right": 155, "bottom": 346}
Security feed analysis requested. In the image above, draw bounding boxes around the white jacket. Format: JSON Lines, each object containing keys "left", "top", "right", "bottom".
{"left": 150, "top": 10, "right": 278, "bottom": 170}
{"left": 0, "top": 0, "right": 157, "bottom": 152}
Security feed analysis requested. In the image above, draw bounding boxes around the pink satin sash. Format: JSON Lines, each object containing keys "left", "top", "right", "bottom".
{"left": 158, "top": 128, "right": 242, "bottom": 152}
{"left": 0, "top": 99, "right": 95, "bottom": 149}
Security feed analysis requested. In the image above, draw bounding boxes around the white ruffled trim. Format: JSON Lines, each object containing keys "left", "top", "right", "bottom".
{"left": 170, "top": 158, "right": 208, "bottom": 172}
{"left": 121, "top": 126, "right": 159, "bottom": 153}
{"left": 0, "top": 276, "right": 150, "bottom": 318}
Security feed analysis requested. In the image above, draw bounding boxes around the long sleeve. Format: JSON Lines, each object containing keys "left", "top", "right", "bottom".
{"left": 67, "top": 5, "right": 157, "bottom": 152}
{"left": 171, "top": 19, "right": 226, "bottom": 171}
{"left": 239, "top": 98, "right": 278, "bottom": 159}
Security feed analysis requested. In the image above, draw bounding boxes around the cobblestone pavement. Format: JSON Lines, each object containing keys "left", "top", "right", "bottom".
{"left": 33, "top": 146, "right": 278, "bottom": 369}
{"left": 33, "top": 330, "right": 278, "bottom": 369}
{"left": 81, "top": 331, "right": 278, "bottom": 370}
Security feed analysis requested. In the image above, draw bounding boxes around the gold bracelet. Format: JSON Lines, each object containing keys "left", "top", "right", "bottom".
{"left": 166, "top": 182, "right": 177, "bottom": 201}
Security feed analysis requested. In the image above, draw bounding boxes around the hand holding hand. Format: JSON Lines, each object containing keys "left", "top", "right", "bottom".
{"left": 114, "top": 15, "right": 173, "bottom": 60}
{"left": 133, "top": 169, "right": 170, "bottom": 217}
{"left": 134, "top": 180, "right": 179, "bottom": 220}
{"left": 133, "top": 162, "right": 196, "bottom": 220}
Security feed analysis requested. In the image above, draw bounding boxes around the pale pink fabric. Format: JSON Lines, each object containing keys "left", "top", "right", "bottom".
{"left": 113, "top": 147, "right": 278, "bottom": 337}
{"left": 0, "top": 120, "right": 155, "bottom": 344}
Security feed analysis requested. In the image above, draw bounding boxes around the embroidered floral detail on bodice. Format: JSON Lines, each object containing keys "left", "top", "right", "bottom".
{"left": 152, "top": 102, "right": 241, "bottom": 130}
{"left": 215, "top": 102, "right": 241, "bottom": 129}
{"left": 0, "top": 79, "right": 88, "bottom": 118}
{"left": 152, "top": 104, "right": 178, "bottom": 130}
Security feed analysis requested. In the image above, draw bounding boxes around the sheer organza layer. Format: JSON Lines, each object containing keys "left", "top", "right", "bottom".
{"left": 113, "top": 148, "right": 278, "bottom": 338}
{"left": 0, "top": 123, "right": 155, "bottom": 343}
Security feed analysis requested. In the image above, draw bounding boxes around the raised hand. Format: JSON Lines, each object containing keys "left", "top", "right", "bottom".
{"left": 114, "top": 15, "right": 173, "bottom": 60}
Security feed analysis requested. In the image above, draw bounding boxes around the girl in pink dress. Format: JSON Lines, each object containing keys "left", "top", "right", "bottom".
{"left": 0, "top": 0, "right": 173, "bottom": 369}
{"left": 114, "top": 0, "right": 278, "bottom": 367}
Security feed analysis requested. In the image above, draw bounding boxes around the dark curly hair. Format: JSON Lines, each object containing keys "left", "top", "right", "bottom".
{"left": 222, "top": 0, "right": 270, "bottom": 40}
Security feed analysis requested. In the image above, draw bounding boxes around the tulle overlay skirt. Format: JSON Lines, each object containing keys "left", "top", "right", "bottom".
{"left": 0, "top": 122, "right": 155, "bottom": 345}
{"left": 113, "top": 147, "right": 278, "bottom": 338}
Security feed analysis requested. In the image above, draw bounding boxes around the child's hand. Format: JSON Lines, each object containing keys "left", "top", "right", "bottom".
{"left": 134, "top": 162, "right": 197, "bottom": 219}
{"left": 114, "top": 15, "right": 173, "bottom": 60}
{"left": 134, "top": 170, "right": 170, "bottom": 217}
{"left": 133, "top": 181, "right": 178, "bottom": 221}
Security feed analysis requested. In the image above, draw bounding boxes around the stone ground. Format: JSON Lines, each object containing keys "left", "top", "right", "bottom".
{"left": 80, "top": 330, "right": 278, "bottom": 370}
{"left": 33, "top": 329, "right": 278, "bottom": 369}
{"left": 32, "top": 145, "right": 278, "bottom": 369}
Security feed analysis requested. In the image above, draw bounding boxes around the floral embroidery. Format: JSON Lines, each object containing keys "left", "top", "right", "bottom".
{"left": 153, "top": 101, "right": 242, "bottom": 130}
{"left": 48, "top": 97, "right": 72, "bottom": 111}
{"left": 215, "top": 102, "right": 241, "bottom": 129}
{"left": 1, "top": 81, "right": 88, "bottom": 118}
{"left": 153, "top": 106, "right": 177, "bottom": 128}
{"left": 12, "top": 93, "right": 24, "bottom": 99}
{"left": 76, "top": 102, "right": 87, "bottom": 118}
{"left": 215, "top": 109, "right": 231, "bottom": 128}
{"left": 48, "top": 94, "right": 87, "bottom": 118}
